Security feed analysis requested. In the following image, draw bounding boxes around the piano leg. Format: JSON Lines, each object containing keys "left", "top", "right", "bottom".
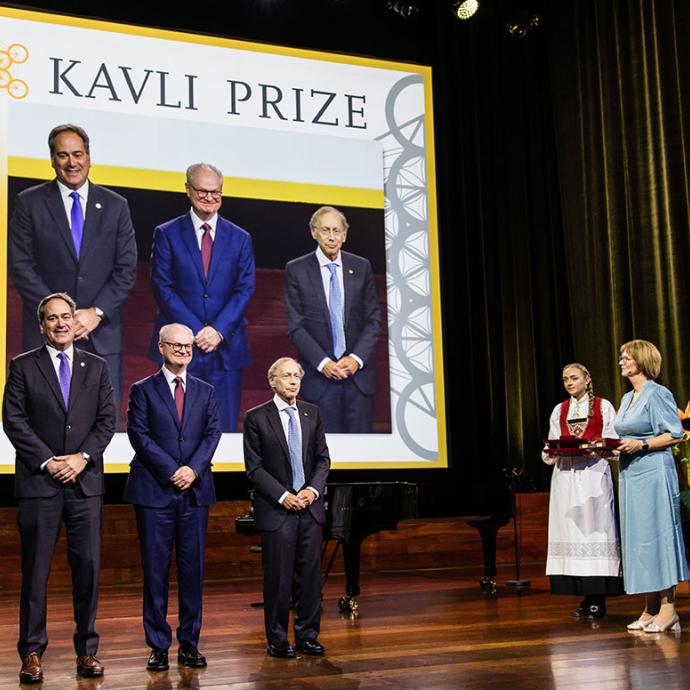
{"left": 466, "top": 517, "right": 508, "bottom": 594}
{"left": 338, "top": 538, "right": 362, "bottom": 613}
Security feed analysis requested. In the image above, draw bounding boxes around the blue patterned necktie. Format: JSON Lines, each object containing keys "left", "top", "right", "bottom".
{"left": 69, "top": 191, "right": 84, "bottom": 258}
{"left": 326, "top": 263, "right": 346, "bottom": 359}
{"left": 285, "top": 406, "right": 305, "bottom": 492}
{"left": 57, "top": 352, "right": 70, "bottom": 407}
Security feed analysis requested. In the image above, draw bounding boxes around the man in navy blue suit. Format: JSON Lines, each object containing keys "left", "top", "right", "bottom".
{"left": 9, "top": 124, "right": 137, "bottom": 413}
{"left": 125, "top": 323, "right": 222, "bottom": 671}
{"left": 149, "top": 163, "right": 255, "bottom": 432}
{"left": 285, "top": 206, "right": 381, "bottom": 433}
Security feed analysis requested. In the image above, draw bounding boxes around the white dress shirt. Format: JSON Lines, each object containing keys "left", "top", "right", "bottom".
{"left": 56, "top": 179, "right": 89, "bottom": 225}
{"left": 272, "top": 394, "right": 319, "bottom": 504}
{"left": 314, "top": 246, "right": 363, "bottom": 371}
{"left": 190, "top": 209, "right": 217, "bottom": 249}
{"left": 161, "top": 365, "right": 187, "bottom": 396}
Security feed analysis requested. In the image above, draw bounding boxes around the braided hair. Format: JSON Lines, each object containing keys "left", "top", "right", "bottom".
{"left": 562, "top": 362, "right": 594, "bottom": 418}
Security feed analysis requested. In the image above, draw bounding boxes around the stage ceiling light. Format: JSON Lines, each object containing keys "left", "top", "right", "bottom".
{"left": 387, "top": 0, "right": 419, "bottom": 18}
{"left": 452, "top": 0, "right": 479, "bottom": 21}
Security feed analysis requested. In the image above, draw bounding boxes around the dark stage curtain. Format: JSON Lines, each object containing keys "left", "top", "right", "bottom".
{"left": 547, "top": 0, "right": 690, "bottom": 410}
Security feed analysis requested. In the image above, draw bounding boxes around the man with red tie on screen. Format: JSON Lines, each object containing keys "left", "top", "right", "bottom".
{"left": 125, "top": 323, "right": 221, "bottom": 671}
{"left": 149, "top": 163, "right": 255, "bottom": 432}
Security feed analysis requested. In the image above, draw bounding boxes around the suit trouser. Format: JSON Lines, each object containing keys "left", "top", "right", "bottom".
{"left": 189, "top": 357, "right": 242, "bottom": 433}
{"left": 315, "top": 377, "right": 373, "bottom": 433}
{"left": 135, "top": 492, "right": 209, "bottom": 650}
{"left": 17, "top": 485, "right": 102, "bottom": 658}
{"left": 261, "top": 511, "right": 323, "bottom": 646}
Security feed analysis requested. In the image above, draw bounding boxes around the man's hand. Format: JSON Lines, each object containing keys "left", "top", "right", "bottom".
{"left": 321, "top": 360, "right": 347, "bottom": 380}
{"left": 195, "top": 326, "right": 222, "bottom": 353}
{"left": 283, "top": 493, "right": 307, "bottom": 511}
{"left": 296, "top": 488, "right": 317, "bottom": 507}
{"left": 171, "top": 465, "right": 197, "bottom": 491}
{"left": 73, "top": 308, "right": 102, "bottom": 341}
{"left": 336, "top": 355, "right": 360, "bottom": 377}
{"left": 50, "top": 453, "right": 88, "bottom": 484}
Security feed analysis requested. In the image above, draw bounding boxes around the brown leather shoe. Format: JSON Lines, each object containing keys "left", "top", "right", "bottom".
{"left": 19, "top": 652, "right": 43, "bottom": 684}
{"left": 76, "top": 655, "right": 105, "bottom": 677}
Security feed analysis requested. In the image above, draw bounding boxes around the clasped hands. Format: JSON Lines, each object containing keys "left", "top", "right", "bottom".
{"left": 171, "top": 465, "right": 197, "bottom": 491}
{"left": 73, "top": 307, "right": 102, "bottom": 341}
{"left": 194, "top": 326, "right": 222, "bottom": 353}
{"left": 322, "top": 356, "right": 360, "bottom": 380}
{"left": 283, "top": 488, "right": 317, "bottom": 511}
{"left": 46, "top": 453, "right": 88, "bottom": 484}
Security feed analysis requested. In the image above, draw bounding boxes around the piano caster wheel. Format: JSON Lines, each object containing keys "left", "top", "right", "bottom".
{"left": 338, "top": 596, "right": 359, "bottom": 613}
{"left": 480, "top": 576, "right": 497, "bottom": 595}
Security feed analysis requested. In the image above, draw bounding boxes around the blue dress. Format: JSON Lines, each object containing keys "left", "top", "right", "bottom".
{"left": 614, "top": 380, "right": 689, "bottom": 594}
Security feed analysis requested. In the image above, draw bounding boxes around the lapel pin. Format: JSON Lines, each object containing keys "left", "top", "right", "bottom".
{"left": 80, "top": 362, "right": 85, "bottom": 367}
{"left": 95, "top": 202, "right": 102, "bottom": 209}
{"left": 348, "top": 269, "right": 354, "bottom": 274}
{"left": 303, "top": 411, "right": 309, "bottom": 416}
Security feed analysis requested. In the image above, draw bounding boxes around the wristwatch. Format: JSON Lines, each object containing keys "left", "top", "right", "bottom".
{"left": 81, "top": 452, "right": 91, "bottom": 462}
{"left": 640, "top": 441, "right": 649, "bottom": 452}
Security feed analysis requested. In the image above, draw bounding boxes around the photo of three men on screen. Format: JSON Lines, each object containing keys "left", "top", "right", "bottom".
{"left": 6, "top": 123, "right": 391, "bottom": 436}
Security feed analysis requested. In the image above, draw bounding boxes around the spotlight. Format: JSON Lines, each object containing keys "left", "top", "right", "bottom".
{"left": 452, "top": 0, "right": 479, "bottom": 20}
{"left": 506, "top": 12, "right": 540, "bottom": 38}
{"left": 388, "top": 0, "right": 419, "bottom": 18}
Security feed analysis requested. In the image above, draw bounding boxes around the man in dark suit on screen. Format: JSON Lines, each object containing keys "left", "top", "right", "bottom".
{"left": 285, "top": 206, "right": 381, "bottom": 433}
{"left": 243, "top": 357, "right": 330, "bottom": 658}
{"left": 149, "top": 162, "right": 255, "bottom": 432}
{"left": 9, "top": 123, "right": 137, "bottom": 412}
{"left": 2, "top": 292, "right": 116, "bottom": 683}
{"left": 125, "top": 323, "right": 221, "bottom": 672}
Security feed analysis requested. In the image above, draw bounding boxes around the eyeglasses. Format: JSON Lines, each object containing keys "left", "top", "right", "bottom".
{"left": 314, "top": 225, "right": 346, "bottom": 237}
{"left": 162, "top": 341, "right": 193, "bottom": 354}
{"left": 619, "top": 356, "right": 634, "bottom": 363}
{"left": 187, "top": 184, "right": 222, "bottom": 200}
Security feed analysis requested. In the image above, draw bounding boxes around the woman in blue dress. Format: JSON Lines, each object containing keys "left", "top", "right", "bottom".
{"left": 614, "top": 339, "right": 689, "bottom": 632}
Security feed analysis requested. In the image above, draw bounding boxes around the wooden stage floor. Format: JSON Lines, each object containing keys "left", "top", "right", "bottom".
{"left": 2, "top": 566, "right": 690, "bottom": 690}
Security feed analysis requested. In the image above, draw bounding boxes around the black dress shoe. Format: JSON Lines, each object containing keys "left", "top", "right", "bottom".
{"left": 296, "top": 639, "right": 325, "bottom": 656}
{"left": 267, "top": 641, "right": 296, "bottom": 659}
{"left": 146, "top": 649, "right": 169, "bottom": 672}
{"left": 178, "top": 644, "right": 207, "bottom": 668}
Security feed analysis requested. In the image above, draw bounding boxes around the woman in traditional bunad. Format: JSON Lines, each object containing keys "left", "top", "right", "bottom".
{"left": 614, "top": 340, "right": 689, "bottom": 632}
{"left": 543, "top": 363, "right": 624, "bottom": 618}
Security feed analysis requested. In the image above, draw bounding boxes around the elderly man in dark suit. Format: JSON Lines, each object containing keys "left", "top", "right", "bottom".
{"left": 149, "top": 162, "right": 255, "bottom": 432}
{"left": 243, "top": 356, "right": 330, "bottom": 658}
{"left": 2, "top": 292, "right": 116, "bottom": 683}
{"left": 285, "top": 206, "right": 381, "bottom": 433}
{"left": 126, "top": 323, "right": 222, "bottom": 672}
{"left": 9, "top": 123, "right": 137, "bottom": 412}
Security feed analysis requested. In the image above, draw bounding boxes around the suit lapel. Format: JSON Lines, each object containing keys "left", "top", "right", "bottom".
{"left": 296, "top": 401, "right": 311, "bottom": 468}
{"left": 34, "top": 346, "right": 67, "bottom": 411}
{"left": 206, "top": 216, "right": 230, "bottom": 288}
{"left": 68, "top": 349, "right": 88, "bottom": 411}
{"left": 181, "top": 375, "right": 198, "bottom": 433}
{"left": 153, "top": 370, "right": 182, "bottom": 430}
{"left": 266, "top": 403, "right": 291, "bottom": 465}
{"left": 306, "top": 253, "right": 331, "bottom": 326}
{"left": 341, "top": 252, "right": 355, "bottom": 327}
{"left": 79, "top": 184, "right": 105, "bottom": 262}
{"left": 181, "top": 214, "right": 207, "bottom": 284}
{"left": 45, "top": 181, "right": 78, "bottom": 262}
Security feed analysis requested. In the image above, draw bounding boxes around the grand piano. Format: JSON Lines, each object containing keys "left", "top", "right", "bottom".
{"left": 236, "top": 480, "right": 509, "bottom": 611}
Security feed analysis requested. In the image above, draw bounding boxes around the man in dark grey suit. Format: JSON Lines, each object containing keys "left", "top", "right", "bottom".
{"left": 9, "top": 124, "right": 137, "bottom": 411}
{"left": 285, "top": 206, "right": 381, "bottom": 433}
{"left": 2, "top": 292, "right": 116, "bottom": 683}
{"left": 243, "top": 357, "right": 330, "bottom": 658}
